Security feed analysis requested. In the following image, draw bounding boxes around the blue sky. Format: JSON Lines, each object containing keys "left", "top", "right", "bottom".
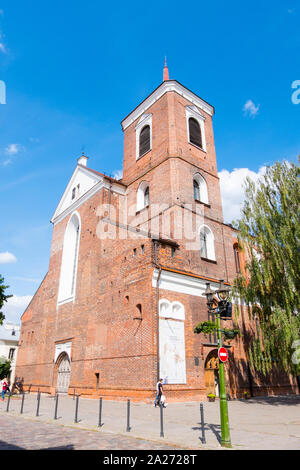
{"left": 0, "top": 0, "right": 299, "bottom": 322}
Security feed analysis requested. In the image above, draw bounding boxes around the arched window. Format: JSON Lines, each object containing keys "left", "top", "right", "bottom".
{"left": 193, "top": 174, "right": 208, "bottom": 204}
{"left": 137, "top": 181, "right": 150, "bottom": 211}
{"left": 200, "top": 225, "right": 215, "bottom": 261}
{"left": 193, "top": 179, "right": 200, "bottom": 201}
{"left": 144, "top": 186, "right": 150, "bottom": 207}
{"left": 189, "top": 118, "right": 202, "bottom": 148}
{"left": 58, "top": 212, "right": 81, "bottom": 304}
{"left": 139, "top": 125, "right": 151, "bottom": 158}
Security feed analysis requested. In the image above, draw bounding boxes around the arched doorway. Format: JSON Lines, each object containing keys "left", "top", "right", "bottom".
{"left": 56, "top": 353, "right": 71, "bottom": 393}
{"left": 204, "top": 349, "right": 220, "bottom": 397}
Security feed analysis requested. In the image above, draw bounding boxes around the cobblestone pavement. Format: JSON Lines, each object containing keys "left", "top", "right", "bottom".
{"left": 0, "top": 415, "right": 181, "bottom": 450}
{"left": 1, "top": 394, "right": 300, "bottom": 450}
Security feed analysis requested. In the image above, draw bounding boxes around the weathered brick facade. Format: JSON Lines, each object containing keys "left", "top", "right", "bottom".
{"left": 15, "top": 75, "right": 297, "bottom": 401}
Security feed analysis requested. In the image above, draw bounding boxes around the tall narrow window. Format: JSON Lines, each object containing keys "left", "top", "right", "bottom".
{"left": 193, "top": 174, "right": 208, "bottom": 204}
{"left": 137, "top": 181, "right": 150, "bottom": 211}
{"left": 189, "top": 118, "right": 202, "bottom": 148}
{"left": 233, "top": 244, "right": 241, "bottom": 273}
{"left": 58, "top": 212, "right": 81, "bottom": 304}
{"left": 71, "top": 225, "right": 80, "bottom": 295}
{"left": 8, "top": 348, "right": 15, "bottom": 360}
{"left": 144, "top": 186, "right": 150, "bottom": 207}
{"left": 193, "top": 179, "right": 200, "bottom": 201}
{"left": 139, "top": 125, "right": 150, "bottom": 157}
{"left": 200, "top": 231, "right": 208, "bottom": 258}
{"left": 200, "top": 226, "right": 215, "bottom": 261}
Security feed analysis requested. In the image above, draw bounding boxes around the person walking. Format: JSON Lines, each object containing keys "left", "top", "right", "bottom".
{"left": 1, "top": 378, "right": 8, "bottom": 401}
{"left": 154, "top": 378, "right": 164, "bottom": 407}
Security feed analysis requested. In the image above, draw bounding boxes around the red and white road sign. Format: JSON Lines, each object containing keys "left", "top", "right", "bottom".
{"left": 218, "top": 347, "right": 228, "bottom": 363}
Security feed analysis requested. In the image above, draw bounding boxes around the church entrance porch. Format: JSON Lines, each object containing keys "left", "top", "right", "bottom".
{"left": 56, "top": 353, "right": 71, "bottom": 394}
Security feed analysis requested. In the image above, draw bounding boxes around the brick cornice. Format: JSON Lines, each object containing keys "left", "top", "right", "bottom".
{"left": 125, "top": 155, "right": 219, "bottom": 188}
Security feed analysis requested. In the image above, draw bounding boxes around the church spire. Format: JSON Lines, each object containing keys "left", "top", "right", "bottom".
{"left": 163, "top": 57, "right": 169, "bottom": 81}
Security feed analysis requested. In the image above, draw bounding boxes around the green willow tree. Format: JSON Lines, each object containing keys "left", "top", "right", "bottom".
{"left": 233, "top": 160, "right": 300, "bottom": 378}
{"left": 0, "top": 274, "right": 12, "bottom": 325}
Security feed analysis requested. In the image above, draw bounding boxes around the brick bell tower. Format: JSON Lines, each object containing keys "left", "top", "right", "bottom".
{"left": 121, "top": 61, "right": 224, "bottom": 239}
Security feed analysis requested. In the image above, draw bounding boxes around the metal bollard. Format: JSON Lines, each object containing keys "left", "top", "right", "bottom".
{"left": 126, "top": 399, "right": 131, "bottom": 432}
{"left": 54, "top": 393, "right": 59, "bottom": 420}
{"left": 74, "top": 394, "right": 79, "bottom": 423}
{"left": 200, "top": 403, "right": 206, "bottom": 444}
{"left": 6, "top": 392, "right": 11, "bottom": 412}
{"left": 20, "top": 392, "right": 25, "bottom": 414}
{"left": 98, "top": 397, "right": 103, "bottom": 427}
{"left": 160, "top": 403, "right": 164, "bottom": 437}
{"left": 36, "top": 391, "right": 41, "bottom": 417}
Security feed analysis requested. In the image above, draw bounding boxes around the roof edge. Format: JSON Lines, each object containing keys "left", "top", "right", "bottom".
{"left": 121, "top": 80, "right": 215, "bottom": 130}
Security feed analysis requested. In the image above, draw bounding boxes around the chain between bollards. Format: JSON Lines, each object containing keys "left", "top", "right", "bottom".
{"left": 160, "top": 403, "right": 164, "bottom": 437}
{"left": 20, "top": 392, "right": 25, "bottom": 414}
{"left": 74, "top": 394, "right": 79, "bottom": 423}
{"left": 98, "top": 397, "right": 103, "bottom": 427}
{"left": 126, "top": 399, "right": 131, "bottom": 432}
{"left": 54, "top": 393, "right": 59, "bottom": 420}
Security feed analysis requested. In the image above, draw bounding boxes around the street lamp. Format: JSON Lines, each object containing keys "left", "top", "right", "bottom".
{"left": 204, "top": 280, "right": 232, "bottom": 448}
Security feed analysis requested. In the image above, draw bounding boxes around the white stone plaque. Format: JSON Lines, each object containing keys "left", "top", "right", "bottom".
{"left": 159, "top": 319, "right": 186, "bottom": 384}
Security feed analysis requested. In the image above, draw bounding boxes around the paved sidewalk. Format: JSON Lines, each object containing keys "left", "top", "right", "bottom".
{"left": 0, "top": 414, "right": 179, "bottom": 450}
{"left": 0, "top": 393, "right": 300, "bottom": 450}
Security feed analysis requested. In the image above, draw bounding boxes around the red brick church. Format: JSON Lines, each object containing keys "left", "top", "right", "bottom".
{"left": 15, "top": 63, "right": 297, "bottom": 400}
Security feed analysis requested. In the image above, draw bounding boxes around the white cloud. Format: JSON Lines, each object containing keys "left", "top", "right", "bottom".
{"left": 5, "top": 144, "right": 20, "bottom": 155}
{"left": 113, "top": 169, "right": 123, "bottom": 180}
{"left": 2, "top": 158, "right": 12, "bottom": 166}
{"left": 218, "top": 166, "right": 266, "bottom": 224}
{"left": 0, "top": 30, "right": 6, "bottom": 54}
{"left": 243, "top": 99, "right": 260, "bottom": 117}
{"left": 0, "top": 252, "right": 17, "bottom": 264}
{"left": 1, "top": 295, "right": 33, "bottom": 323}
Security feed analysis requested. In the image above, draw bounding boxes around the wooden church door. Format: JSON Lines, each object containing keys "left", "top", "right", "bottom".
{"left": 56, "top": 354, "right": 71, "bottom": 393}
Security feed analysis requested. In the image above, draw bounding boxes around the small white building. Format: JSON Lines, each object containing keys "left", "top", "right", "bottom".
{"left": 0, "top": 322, "right": 20, "bottom": 386}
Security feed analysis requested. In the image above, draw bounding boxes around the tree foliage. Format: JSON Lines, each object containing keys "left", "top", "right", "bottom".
{"left": 0, "top": 274, "right": 12, "bottom": 325}
{"left": 233, "top": 160, "right": 300, "bottom": 376}
{"left": 0, "top": 357, "right": 11, "bottom": 380}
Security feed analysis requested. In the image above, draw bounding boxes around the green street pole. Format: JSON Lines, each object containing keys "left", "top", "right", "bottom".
{"left": 216, "top": 311, "right": 232, "bottom": 448}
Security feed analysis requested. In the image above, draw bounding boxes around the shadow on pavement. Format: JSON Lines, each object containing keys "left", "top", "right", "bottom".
{"left": 0, "top": 440, "right": 24, "bottom": 450}
{"left": 0, "top": 440, "right": 75, "bottom": 450}
{"left": 40, "top": 445, "right": 75, "bottom": 450}
{"left": 192, "top": 422, "right": 221, "bottom": 445}
{"left": 235, "top": 395, "right": 300, "bottom": 406}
